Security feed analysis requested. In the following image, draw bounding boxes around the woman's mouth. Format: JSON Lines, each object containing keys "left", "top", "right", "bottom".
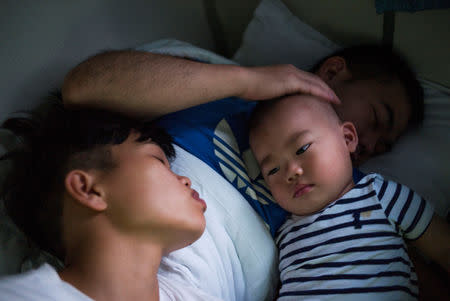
{"left": 192, "top": 190, "right": 207, "bottom": 212}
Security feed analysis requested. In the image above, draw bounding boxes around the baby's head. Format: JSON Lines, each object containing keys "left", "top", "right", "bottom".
{"left": 249, "top": 95, "right": 358, "bottom": 215}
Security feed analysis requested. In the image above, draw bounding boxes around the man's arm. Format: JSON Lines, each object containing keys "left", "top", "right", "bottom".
{"left": 62, "top": 50, "right": 339, "bottom": 119}
{"left": 410, "top": 214, "right": 450, "bottom": 272}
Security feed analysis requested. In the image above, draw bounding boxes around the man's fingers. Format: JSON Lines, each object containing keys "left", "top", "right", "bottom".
{"left": 242, "top": 64, "right": 341, "bottom": 104}
{"left": 307, "top": 81, "right": 341, "bottom": 105}
{"left": 296, "top": 71, "right": 341, "bottom": 104}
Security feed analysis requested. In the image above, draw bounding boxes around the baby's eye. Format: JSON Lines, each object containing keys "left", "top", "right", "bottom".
{"left": 267, "top": 167, "right": 280, "bottom": 176}
{"left": 296, "top": 143, "right": 311, "bottom": 155}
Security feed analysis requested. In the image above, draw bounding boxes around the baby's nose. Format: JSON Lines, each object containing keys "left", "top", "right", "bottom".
{"left": 286, "top": 161, "right": 303, "bottom": 182}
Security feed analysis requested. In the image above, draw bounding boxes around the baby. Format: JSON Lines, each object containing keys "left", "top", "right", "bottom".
{"left": 249, "top": 95, "right": 449, "bottom": 300}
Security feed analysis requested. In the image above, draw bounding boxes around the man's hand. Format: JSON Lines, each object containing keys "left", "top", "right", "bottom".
{"left": 239, "top": 64, "right": 340, "bottom": 104}
{"left": 63, "top": 51, "right": 339, "bottom": 119}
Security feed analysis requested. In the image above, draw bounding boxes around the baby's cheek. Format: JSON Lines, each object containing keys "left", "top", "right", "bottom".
{"left": 271, "top": 187, "right": 287, "bottom": 205}
{"left": 265, "top": 177, "right": 288, "bottom": 203}
{"left": 263, "top": 176, "right": 274, "bottom": 191}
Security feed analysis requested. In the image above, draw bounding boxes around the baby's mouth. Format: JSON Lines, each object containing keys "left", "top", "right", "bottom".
{"left": 293, "top": 184, "right": 314, "bottom": 198}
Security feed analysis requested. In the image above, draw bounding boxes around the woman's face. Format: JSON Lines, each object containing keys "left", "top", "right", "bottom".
{"left": 98, "top": 132, "right": 206, "bottom": 253}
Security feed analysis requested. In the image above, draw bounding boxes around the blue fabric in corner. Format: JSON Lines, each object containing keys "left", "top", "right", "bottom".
{"left": 376, "top": 0, "right": 450, "bottom": 13}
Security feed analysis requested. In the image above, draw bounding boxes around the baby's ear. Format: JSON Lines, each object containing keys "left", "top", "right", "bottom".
{"left": 65, "top": 170, "right": 107, "bottom": 211}
{"left": 341, "top": 121, "right": 358, "bottom": 153}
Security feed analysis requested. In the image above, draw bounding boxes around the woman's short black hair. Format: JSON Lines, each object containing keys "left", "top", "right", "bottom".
{"left": 0, "top": 99, "right": 175, "bottom": 260}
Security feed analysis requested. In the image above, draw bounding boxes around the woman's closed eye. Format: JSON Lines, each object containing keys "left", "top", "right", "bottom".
{"left": 153, "top": 155, "right": 169, "bottom": 167}
{"left": 296, "top": 143, "right": 311, "bottom": 155}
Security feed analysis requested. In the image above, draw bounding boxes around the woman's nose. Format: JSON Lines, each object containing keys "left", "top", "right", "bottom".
{"left": 178, "top": 175, "right": 191, "bottom": 187}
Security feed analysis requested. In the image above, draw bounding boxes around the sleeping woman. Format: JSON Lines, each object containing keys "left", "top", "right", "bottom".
{"left": 0, "top": 104, "right": 218, "bottom": 300}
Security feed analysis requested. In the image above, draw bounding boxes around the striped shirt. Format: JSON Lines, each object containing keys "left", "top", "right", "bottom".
{"left": 276, "top": 173, "right": 434, "bottom": 301}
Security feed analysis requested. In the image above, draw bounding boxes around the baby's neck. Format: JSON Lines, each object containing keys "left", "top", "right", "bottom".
{"left": 336, "top": 178, "right": 355, "bottom": 201}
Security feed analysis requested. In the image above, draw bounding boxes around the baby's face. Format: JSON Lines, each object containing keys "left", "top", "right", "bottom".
{"left": 249, "top": 95, "right": 357, "bottom": 215}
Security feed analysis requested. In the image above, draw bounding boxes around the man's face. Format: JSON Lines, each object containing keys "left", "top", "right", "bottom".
{"left": 331, "top": 78, "right": 411, "bottom": 165}
{"left": 250, "top": 96, "right": 356, "bottom": 216}
{"left": 98, "top": 132, "right": 206, "bottom": 252}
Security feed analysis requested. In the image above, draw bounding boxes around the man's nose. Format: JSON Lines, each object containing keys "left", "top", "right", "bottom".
{"left": 357, "top": 131, "right": 392, "bottom": 164}
{"left": 374, "top": 139, "right": 392, "bottom": 155}
{"left": 360, "top": 131, "right": 380, "bottom": 156}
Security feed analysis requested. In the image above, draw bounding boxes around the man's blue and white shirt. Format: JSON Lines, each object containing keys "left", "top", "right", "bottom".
{"left": 276, "top": 173, "right": 434, "bottom": 301}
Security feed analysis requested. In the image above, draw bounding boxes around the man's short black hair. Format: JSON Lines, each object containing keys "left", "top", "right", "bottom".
{"left": 0, "top": 99, "right": 175, "bottom": 260}
{"left": 312, "top": 44, "right": 424, "bottom": 126}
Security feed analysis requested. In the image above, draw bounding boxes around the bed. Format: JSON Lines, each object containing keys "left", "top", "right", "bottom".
{"left": 1, "top": 0, "right": 449, "bottom": 300}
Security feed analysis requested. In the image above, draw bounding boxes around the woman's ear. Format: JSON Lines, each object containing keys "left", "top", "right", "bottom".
{"left": 316, "top": 56, "right": 352, "bottom": 86}
{"left": 65, "top": 170, "right": 107, "bottom": 211}
{"left": 341, "top": 121, "right": 358, "bottom": 153}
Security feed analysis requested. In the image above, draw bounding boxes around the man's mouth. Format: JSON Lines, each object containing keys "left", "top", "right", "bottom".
{"left": 293, "top": 184, "right": 314, "bottom": 198}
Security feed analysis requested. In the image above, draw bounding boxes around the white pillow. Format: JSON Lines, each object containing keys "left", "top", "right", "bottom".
{"left": 234, "top": 0, "right": 450, "bottom": 217}
{"left": 163, "top": 145, "right": 278, "bottom": 301}
{"left": 233, "top": 0, "right": 339, "bottom": 70}
{"left": 360, "top": 81, "right": 450, "bottom": 217}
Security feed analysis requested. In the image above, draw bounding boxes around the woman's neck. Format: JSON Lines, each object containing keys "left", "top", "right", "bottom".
{"left": 59, "top": 232, "right": 163, "bottom": 301}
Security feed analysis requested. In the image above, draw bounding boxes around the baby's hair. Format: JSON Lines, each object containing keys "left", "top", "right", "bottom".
{"left": 0, "top": 98, "right": 175, "bottom": 260}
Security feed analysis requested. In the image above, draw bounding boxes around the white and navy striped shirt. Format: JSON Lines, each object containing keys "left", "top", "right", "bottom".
{"left": 276, "top": 173, "right": 434, "bottom": 301}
